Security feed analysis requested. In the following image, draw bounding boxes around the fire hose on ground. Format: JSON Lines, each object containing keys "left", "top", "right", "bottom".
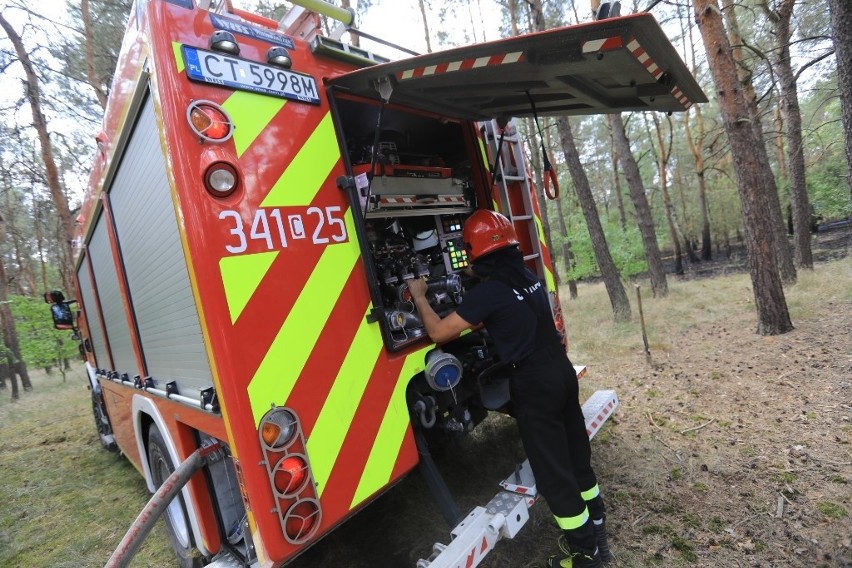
{"left": 104, "top": 442, "right": 222, "bottom": 568}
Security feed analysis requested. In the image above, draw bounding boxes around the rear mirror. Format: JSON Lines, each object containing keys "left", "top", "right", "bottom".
{"left": 50, "top": 301, "right": 75, "bottom": 330}
{"left": 44, "top": 290, "right": 75, "bottom": 330}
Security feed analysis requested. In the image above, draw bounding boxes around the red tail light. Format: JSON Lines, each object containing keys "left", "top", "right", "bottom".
{"left": 283, "top": 499, "right": 320, "bottom": 542}
{"left": 273, "top": 455, "right": 309, "bottom": 495}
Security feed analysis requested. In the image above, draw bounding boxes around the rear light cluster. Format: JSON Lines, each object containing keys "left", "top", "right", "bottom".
{"left": 184, "top": 100, "right": 240, "bottom": 198}
{"left": 258, "top": 408, "right": 321, "bottom": 544}
{"left": 187, "top": 100, "right": 234, "bottom": 142}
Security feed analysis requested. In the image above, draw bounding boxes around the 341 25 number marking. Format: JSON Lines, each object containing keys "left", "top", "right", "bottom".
{"left": 219, "top": 206, "right": 347, "bottom": 254}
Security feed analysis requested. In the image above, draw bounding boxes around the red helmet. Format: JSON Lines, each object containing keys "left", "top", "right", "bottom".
{"left": 463, "top": 209, "right": 519, "bottom": 262}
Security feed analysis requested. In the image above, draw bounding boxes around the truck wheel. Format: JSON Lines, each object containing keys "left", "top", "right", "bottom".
{"left": 147, "top": 424, "right": 204, "bottom": 568}
{"left": 91, "top": 393, "right": 117, "bottom": 452}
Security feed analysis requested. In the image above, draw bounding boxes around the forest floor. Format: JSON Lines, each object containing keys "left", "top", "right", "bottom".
{"left": 0, "top": 225, "right": 849, "bottom": 568}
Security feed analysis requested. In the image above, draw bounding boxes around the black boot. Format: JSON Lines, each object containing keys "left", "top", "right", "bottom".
{"left": 592, "top": 518, "right": 612, "bottom": 564}
{"left": 545, "top": 535, "right": 603, "bottom": 568}
{"left": 586, "top": 496, "right": 612, "bottom": 563}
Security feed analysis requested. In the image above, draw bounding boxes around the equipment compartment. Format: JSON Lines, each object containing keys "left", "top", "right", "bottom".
{"left": 332, "top": 96, "right": 487, "bottom": 351}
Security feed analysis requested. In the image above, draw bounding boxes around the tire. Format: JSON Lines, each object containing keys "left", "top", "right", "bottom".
{"left": 147, "top": 424, "right": 205, "bottom": 568}
{"left": 91, "top": 393, "right": 117, "bottom": 452}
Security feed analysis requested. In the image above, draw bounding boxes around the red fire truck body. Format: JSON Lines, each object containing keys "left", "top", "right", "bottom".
{"left": 71, "top": 1, "right": 704, "bottom": 566}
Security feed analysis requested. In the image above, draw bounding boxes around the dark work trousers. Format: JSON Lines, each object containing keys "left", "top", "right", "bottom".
{"left": 510, "top": 345, "right": 598, "bottom": 550}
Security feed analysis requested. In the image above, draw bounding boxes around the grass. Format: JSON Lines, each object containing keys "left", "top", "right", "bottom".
{"left": 817, "top": 502, "right": 849, "bottom": 520}
{"left": 0, "top": 367, "right": 174, "bottom": 568}
{"left": 563, "top": 255, "right": 852, "bottom": 374}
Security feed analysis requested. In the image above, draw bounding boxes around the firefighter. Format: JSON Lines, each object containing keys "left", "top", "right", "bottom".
{"left": 407, "top": 209, "right": 611, "bottom": 568}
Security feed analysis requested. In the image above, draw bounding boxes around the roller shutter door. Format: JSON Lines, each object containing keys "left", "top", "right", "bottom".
{"left": 76, "top": 255, "right": 109, "bottom": 369}
{"left": 88, "top": 213, "right": 137, "bottom": 375}
{"left": 107, "top": 95, "right": 211, "bottom": 400}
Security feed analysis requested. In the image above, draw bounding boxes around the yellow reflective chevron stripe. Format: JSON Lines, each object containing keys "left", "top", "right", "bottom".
{"left": 534, "top": 213, "right": 557, "bottom": 292}
{"left": 581, "top": 484, "right": 600, "bottom": 501}
{"left": 554, "top": 506, "right": 589, "bottom": 531}
{"left": 477, "top": 136, "right": 489, "bottom": 175}
{"left": 261, "top": 112, "right": 338, "bottom": 207}
{"left": 350, "top": 346, "right": 430, "bottom": 509}
{"left": 172, "top": 42, "right": 185, "bottom": 73}
{"left": 247, "top": 211, "right": 360, "bottom": 424}
{"left": 219, "top": 251, "right": 278, "bottom": 324}
{"left": 308, "top": 307, "right": 384, "bottom": 496}
{"left": 222, "top": 92, "right": 287, "bottom": 158}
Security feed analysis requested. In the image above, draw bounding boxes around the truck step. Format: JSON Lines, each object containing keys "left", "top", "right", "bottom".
{"left": 417, "top": 389, "right": 618, "bottom": 568}
{"left": 206, "top": 549, "right": 247, "bottom": 568}
{"left": 582, "top": 389, "right": 619, "bottom": 440}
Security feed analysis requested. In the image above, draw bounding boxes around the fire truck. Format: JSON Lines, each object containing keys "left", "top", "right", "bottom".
{"left": 54, "top": 0, "right": 705, "bottom": 565}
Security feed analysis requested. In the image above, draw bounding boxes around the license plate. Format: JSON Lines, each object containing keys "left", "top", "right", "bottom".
{"left": 182, "top": 45, "right": 320, "bottom": 104}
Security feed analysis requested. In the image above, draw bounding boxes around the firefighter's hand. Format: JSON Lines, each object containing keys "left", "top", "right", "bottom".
{"left": 407, "top": 278, "right": 428, "bottom": 302}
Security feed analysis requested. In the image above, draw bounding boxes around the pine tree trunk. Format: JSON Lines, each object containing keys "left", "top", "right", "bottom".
{"left": 4, "top": 360, "right": 19, "bottom": 401}
{"left": 608, "top": 114, "right": 668, "bottom": 297}
{"left": 761, "top": 0, "right": 813, "bottom": 269}
{"left": 609, "top": 128, "right": 627, "bottom": 232}
{"left": 556, "top": 117, "right": 630, "bottom": 321}
{"left": 773, "top": 105, "right": 788, "bottom": 179}
{"left": 0, "top": 214, "right": 31, "bottom": 391}
{"left": 721, "top": 0, "right": 796, "bottom": 284}
{"left": 554, "top": 198, "right": 578, "bottom": 299}
{"left": 417, "top": 0, "right": 432, "bottom": 53}
{"left": 694, "top": 0, "right": 793, "bottom": 336}
{"left": 828, "top": 0, "right": 852, "bottom": 202}
{"left": 649, "top": 114, "right": 684, "bottom": 275}
{"left": 81, "top": 0, "right": 108, "bottom": 109}
{"left": 683, "top": 107, "right": 713, "bottom": 261}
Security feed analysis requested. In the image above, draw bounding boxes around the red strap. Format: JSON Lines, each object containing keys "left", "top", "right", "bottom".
{"left": 543, "top": 165, "right": 560, "bottom": 200}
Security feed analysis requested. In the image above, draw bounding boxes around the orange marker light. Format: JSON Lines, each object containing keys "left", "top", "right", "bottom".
{"left": 262, "top": 422, "right": 282, "bottom": 447}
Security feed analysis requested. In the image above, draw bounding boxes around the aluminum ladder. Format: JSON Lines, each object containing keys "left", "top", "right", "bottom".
{"left": 479, "top": 119, "right": 547, "bottom": 281}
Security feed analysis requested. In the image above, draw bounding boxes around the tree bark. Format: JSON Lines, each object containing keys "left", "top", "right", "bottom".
{"left": 721, "top": 0, "right": 796, "bottom": 284}
{"left": 0, "top": 213, "right": 31, "bottom": 394}
{"left": 608, "top": 114, "right": 668, "bottom": 297}
{"left": 679, "top": 10, "right": 713, "bottom": 261}
{"left": 556, "top": 117, "right": 630, "bottom": 321}
{"left": 772, "top": 104, "right": 788, "bottom": 180}
{"left": 649, "top": 113, "right": 685, "bottom": 275}
{"left": 683, "top": 107, "right": 713, "bottom": 260}
{"left": 81, "top": 0, "right": 108, "bottom": 109}
{"left": 760, "top": 0, "right": 813, "bottom": 269}
{"left": 608, "top": 125, "right": 628, "bottom": 232}
{"left": 0, "top": 13, "right": 75, "bottom": 294}
{"left": 417, "top": 0, "right": 433, "bottom": 53}
{"left": 1, "top": 360, "right": 19, "bottom": 401}
{"left": 694, "top": 0, "right": 793, "bottom": 335}
{"left": 555, "top": 197, "right": 579, "bottom": 300}
{"left": 827, "top": 0, "right": 852, "bottom": 203}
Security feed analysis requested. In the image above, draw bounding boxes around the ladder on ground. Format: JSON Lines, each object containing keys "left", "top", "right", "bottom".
{"left": 479, "top": 119, "right": 547, "bottom": 281}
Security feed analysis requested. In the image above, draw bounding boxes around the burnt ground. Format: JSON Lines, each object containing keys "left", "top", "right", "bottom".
{"left": 287, "top": 224, "right": 852, "bottom": 568}
{"left": 664, "top": 220, "right": 852, "bottom": 281}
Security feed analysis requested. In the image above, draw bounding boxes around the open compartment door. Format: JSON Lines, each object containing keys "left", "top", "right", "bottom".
{"left": 328, "top": 13, "right": 706, "bottom": 120}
